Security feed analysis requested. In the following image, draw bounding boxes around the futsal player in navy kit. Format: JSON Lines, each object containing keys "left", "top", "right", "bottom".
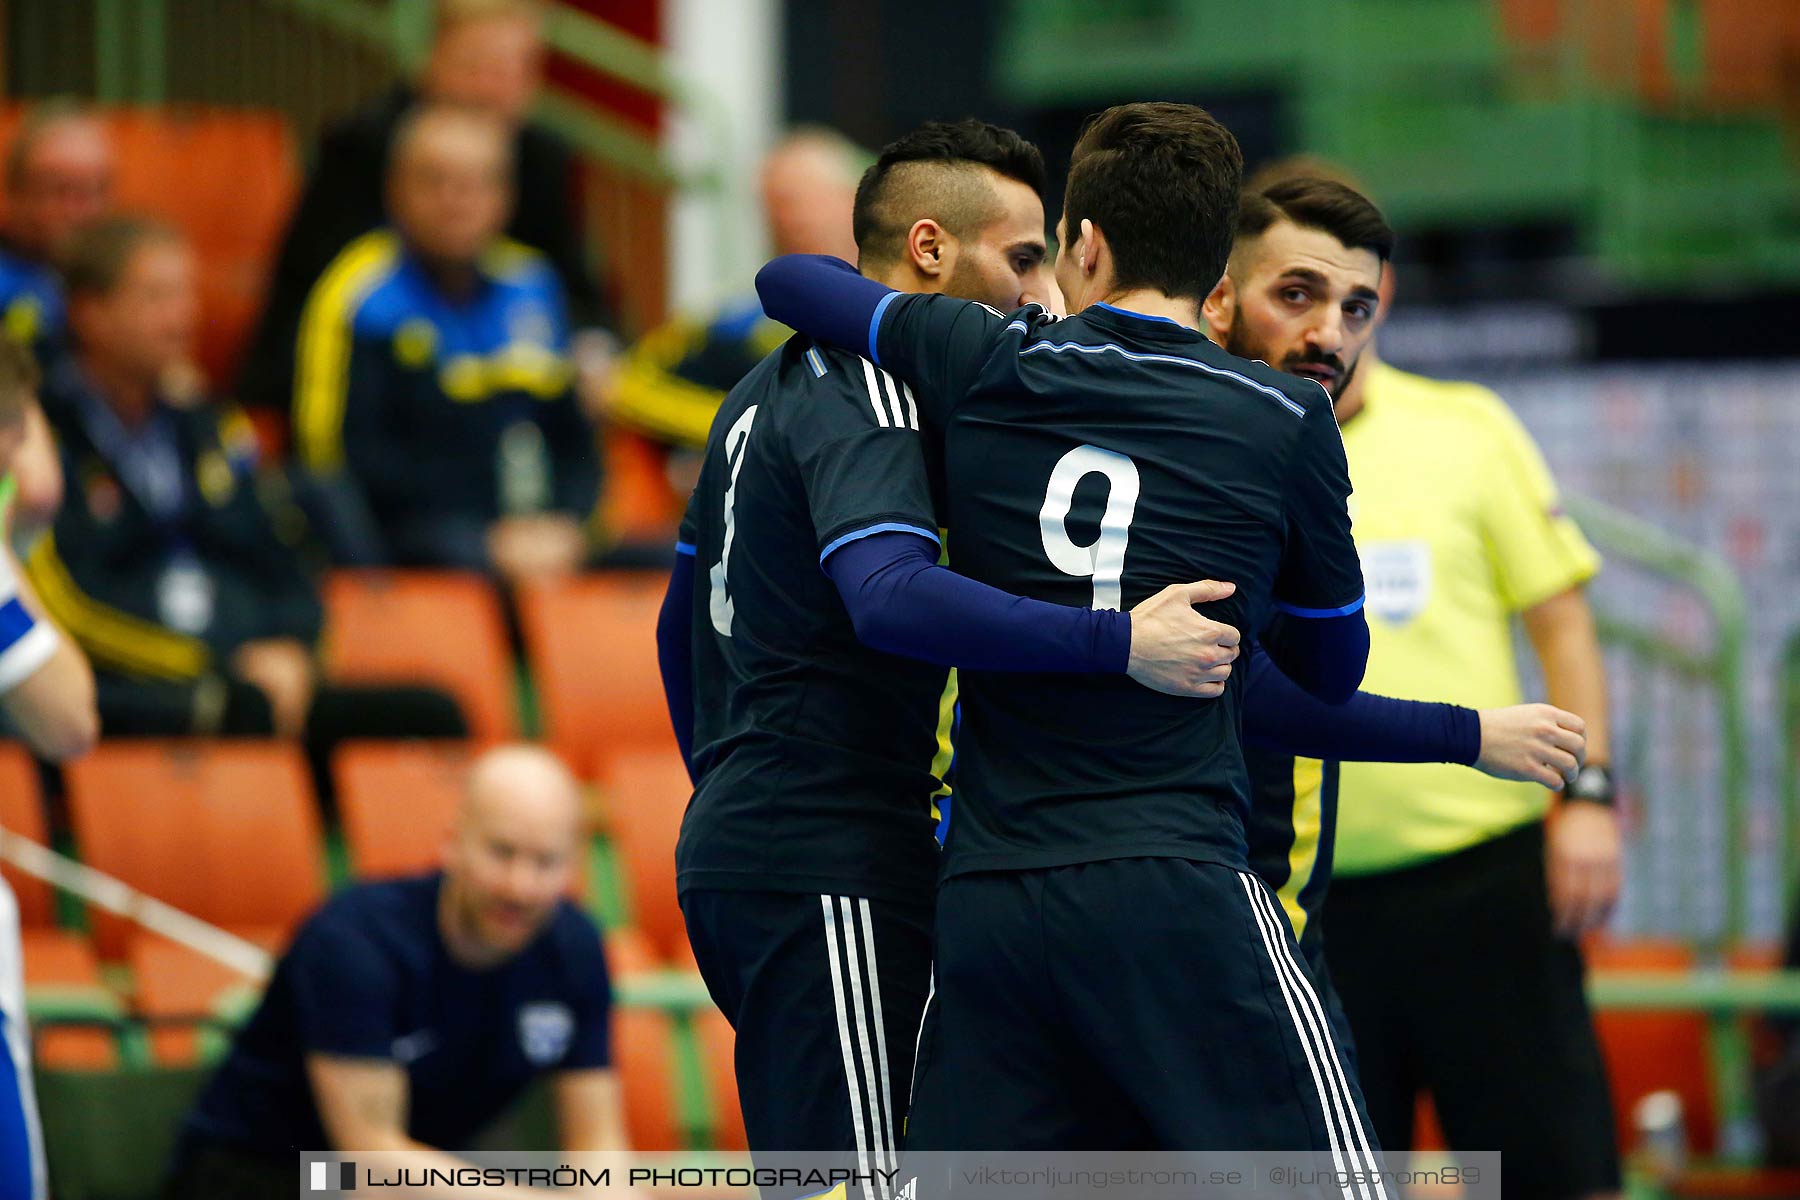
{"left": 756, "top": 103, "right": 1380, "bottom": 1159}
{"left": 165, "top": 746, "right": 626, "bottom": 1199}
{"left": 660, "top": 121, "right": 1240, "bottom": 1186}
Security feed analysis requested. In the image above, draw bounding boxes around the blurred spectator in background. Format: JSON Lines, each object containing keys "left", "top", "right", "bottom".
{"left": 0, "top": 100, "right": 114, "bottom": 368}
{"left": 609, "top": 127, "right": 860, "bottom": 447}
{"left": 291, "top": 104, "right": 597, "bottom": 580}
{"left": 1, "top": 340, "right": 97, "bottom": 1200}
{"left": 600, "top": 128, "right": 861, "bottom": 542}
{"left": 25, "top": 216, "right": 465, "bottom": 782}
{"left": 241, "top": 0, "right": 614, "bottom": 421}
{"left": 166, "top": 745, "right": 625, "bottom": 1200}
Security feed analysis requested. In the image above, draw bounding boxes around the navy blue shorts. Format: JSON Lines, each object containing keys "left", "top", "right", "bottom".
{"left": 906, "top": 858, "right": 1381, "bottom": 1156}
{"left": 682, "top": 888, "right": 933, "bottom": 1190}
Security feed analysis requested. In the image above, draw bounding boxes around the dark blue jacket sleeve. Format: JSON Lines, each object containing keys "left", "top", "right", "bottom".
{"left": 823, "top": 531, "right": 1129, "bottom": 673}
{"left": 656, "top": 547, "right": 697, "bottom": 779}
{"left": 1242, "top": 644, "right": 1480, "bottom": 764}
{"left": 755, "top": 254, "right": 892, "bottom": 360}
{"left": 1258, "top": 608, "right": 1369, "bottom": 705}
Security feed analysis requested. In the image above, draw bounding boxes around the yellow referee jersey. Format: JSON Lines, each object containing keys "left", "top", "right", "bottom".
{"left": 1333, "top": 360, "right": 1601, "bottom": 876}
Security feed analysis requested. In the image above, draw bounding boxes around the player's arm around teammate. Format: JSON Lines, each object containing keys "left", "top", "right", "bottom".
{"left": 752, "top": 250, "right": 1370, "bottom": 705}
{"left": 1243, "top": 644, "right": 1586, "bottom": 788}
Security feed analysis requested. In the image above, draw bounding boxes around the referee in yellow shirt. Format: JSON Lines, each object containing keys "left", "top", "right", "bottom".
{"left": 1208, "top": 175, "right": 1622, "bottom": 1200}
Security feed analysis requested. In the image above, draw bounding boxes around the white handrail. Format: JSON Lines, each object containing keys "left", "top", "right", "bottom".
{"left": 0, "top": 827, "right": 274, "bottom": 983}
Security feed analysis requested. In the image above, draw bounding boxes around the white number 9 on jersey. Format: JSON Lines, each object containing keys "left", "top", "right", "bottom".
{"left": 1039, "top": 444, "right": 1141, "bottom": 610}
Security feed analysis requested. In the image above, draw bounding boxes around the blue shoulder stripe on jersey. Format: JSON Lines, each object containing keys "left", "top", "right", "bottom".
{"left": 674, "top": 541, "right": 698, "bottom": 557}
{"left": 0, "top": 596, "right": 34, "bottom": 652}
{"left": 1017, "top": 339, "right": 1309, "bottom": 418}
{"left": 819, "top": 521, "right": 941, "bottom": 565}
{"left": 1272, "top": 594, "right": 1366, "bottom": 618}
{"left": 867, "top": 291, "right": 900, "bottom": 366}
{"left": 804, "top": 347, "right": 828, "bottom": 378}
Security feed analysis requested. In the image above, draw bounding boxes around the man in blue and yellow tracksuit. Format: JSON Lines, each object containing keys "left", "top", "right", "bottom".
{"left": 292, "top": 103, "right": 598, "bottom": 578}
{"left": 0, "top": 101, "right": 115, "bottom": 369}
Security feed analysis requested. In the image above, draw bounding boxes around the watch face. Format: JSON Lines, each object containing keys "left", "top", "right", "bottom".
{"left": 1570, "top": 765, "right": 1612, "bottom": 799}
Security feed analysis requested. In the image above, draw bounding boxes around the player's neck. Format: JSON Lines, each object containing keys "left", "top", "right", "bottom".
{"left": 1095, "top": 288, "right": 1202, "bottom": 332}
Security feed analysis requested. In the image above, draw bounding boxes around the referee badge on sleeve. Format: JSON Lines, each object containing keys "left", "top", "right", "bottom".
{"left": 1362, "top": 540, "right": 1431, "bottom": 626}
{"left": 518, "top": 1002, "right": 574, "bottom": 1065}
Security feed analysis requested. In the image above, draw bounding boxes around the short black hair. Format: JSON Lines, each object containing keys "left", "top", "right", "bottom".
{"left": 1062, "top": 102, "right": 1243, "bottom": 301}
{"left": 852, "top": 119, "right": 1046, "bottom": 269}
{"left": 1237, "top": 176, "right": 1395, "bottom": 263}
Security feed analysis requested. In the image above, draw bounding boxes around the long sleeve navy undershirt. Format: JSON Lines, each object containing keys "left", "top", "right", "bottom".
{"left": 656, "top": 547, "right": 698, "bottom": 779}
{"left": 822, "top": 531, "right": 1130, "bottom": 673}
{"left": 755, "top": 254, "right": 890, "bottom": 359}
{"left": 1259, "top": 608, "right": 1370, "bottom": 705}
{"left": 1242, "top": 643, "right": 1480, "bottom": 765}
{"left": 662, "top": 542, "right": 1478, "bottom": 777}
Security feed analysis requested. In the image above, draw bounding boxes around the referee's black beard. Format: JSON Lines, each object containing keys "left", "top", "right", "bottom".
{"left": 1224, "top": 317, "right": 1359, "bottom": 401}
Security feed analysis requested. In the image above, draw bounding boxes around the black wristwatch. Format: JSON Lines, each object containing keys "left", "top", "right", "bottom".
{"left": 1563, "top": 764, "right": 1615, "bottom": 808}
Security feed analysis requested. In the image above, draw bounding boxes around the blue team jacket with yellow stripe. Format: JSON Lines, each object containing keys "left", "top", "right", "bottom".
{"left": 292, "top": 230, "right": 597, "bottom": 537}
{"left": 0, "top": 244, "right": 65, "bottom": 367}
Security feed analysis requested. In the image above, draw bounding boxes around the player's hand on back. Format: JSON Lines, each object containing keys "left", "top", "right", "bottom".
{"left": 1126, "top": 580, "right": 1239, "bottom": 698}
{"left": 1474, "top": 703, "right": 1586, "bottom": 789}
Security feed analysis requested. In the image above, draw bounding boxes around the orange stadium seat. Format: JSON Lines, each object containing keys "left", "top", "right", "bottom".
{"left": 64, "top": 741, "right": 325, "bottom": 959}
{"left": 0, "top": 745, "right": 119, "bottom": 1066}
{"left": 614, "top": 1007, "right": 682, "bottom": 1150}
{"left": 130, "top": 931, "right": 272, "bottom": 1066}
{"left": 605, "top": 926, "right": 658, "bottom": 979}
{"left": 517, "top": 571, "right": 671, "bottom": 773}
{"left": 600, "top": 745, "right": 689, "bottom": 962}
{"left": 0, "top": 104, "right": 298, "bottom": 387}
{"left": 322, "top": 570, "right": 517, "bottom": 743}
{"left": 1698, "top": 0, "right": 1800, "bottom": 108}
{"left": 20, "top": 930, "right": 118, "bottom": 1070}
{"left": 334, "top": 740, "right": 473, "bottom": 879}
{"left": 695, "top": 1008, "right": 747, "bottom": 1151}
{"left": 0, "top": 743, "right": 54, "bottom": 927}
{"left": 1587, "top": 937, "right": 1717, "bottom": 1155}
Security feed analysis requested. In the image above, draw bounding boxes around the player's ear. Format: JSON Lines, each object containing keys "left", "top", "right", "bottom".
{"left": 905, "top": 218, "right": 950, "bottom": 280}
{"left": 1202, "top": 271, "right": 1235, "bottom": 339}
{"left": 1077, "top": 219, "right": 1098, "bottom": 276}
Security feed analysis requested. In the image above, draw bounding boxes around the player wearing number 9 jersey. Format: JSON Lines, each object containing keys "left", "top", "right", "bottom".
{"left": 659, "top": 121, "right": 1247, "bottom": 1189}
{"left": 756, "top": 103, "right": 1385, "bottom": 1161}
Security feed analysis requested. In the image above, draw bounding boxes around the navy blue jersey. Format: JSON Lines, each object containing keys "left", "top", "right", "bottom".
{"left": 181, "top": 874, "right": 610, "bottom": 1155}
{"left": 873, "top": 297, "right": 1364, "bottom": 877}
{"left": 676, "top": 336, "right": 949, "bottom": 906}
